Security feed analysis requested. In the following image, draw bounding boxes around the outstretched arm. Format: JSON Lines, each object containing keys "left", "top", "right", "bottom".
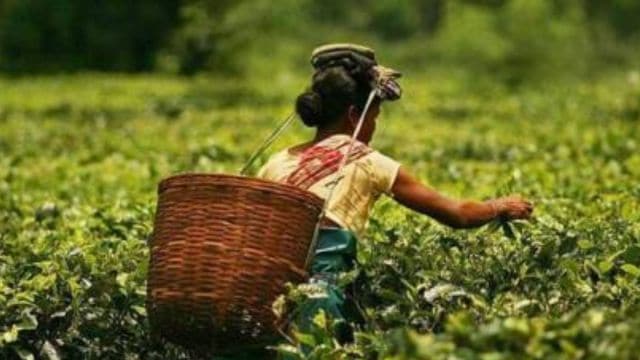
{"left": 390, "top": 167, "right": 533, "bottom": 229}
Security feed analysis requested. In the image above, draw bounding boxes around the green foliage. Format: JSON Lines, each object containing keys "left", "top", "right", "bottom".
{"left": 583, "top": 0, "right": 640, "bottom": 38}
{"left": 0, "top": 65, "right": 639, "bottom": 358}
{"left": 368, "top": 0, "right": 422, "bottom": 40}
{"left": 0, "top": 0, "right": 180, "bottom": 73}
{"left": 167, "top": 0, "right": 239, "bottom": 75}
{"left": 430, "top": 0, "right": 594, "bottom": 84}
{"left": 3, "top": 0, "right": 639, "bottom": 79}
{"left": 164, "top": 0, "right": 640, "bottom": 81}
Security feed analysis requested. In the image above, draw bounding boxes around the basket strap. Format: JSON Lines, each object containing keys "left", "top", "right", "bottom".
{"left": 304, "top": 90, "right": 377, "bottom": 270}
{"left": 239, "top": 112, "right": 296, "bottom": 175}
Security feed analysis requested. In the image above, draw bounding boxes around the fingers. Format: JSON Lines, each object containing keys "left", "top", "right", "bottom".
{"left": 518, "top": 201, "right": 534, "bottom": 219}
{"left": 503, "top": 197, "right": 534, "bottom": 220}
{"left": 491, "top": 196, "right": 535, "bottom": 221}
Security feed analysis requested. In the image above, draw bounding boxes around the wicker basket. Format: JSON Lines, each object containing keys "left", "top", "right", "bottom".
{"left": 146, "top": 173, "right": 324, "bottom": 353}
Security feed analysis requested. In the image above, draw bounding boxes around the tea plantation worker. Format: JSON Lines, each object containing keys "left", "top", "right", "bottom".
{"left": 257, "top": 44, "right": 533, "bottom": 349}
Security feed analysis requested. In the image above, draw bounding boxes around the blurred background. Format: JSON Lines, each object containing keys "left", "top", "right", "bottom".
{"left": 1, "top": 0, "right": 639, "bottom": 84}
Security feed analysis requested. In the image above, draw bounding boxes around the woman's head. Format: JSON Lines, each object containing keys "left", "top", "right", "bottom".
{"left": 296, "top": 66, "right": 380, "bottom": 143}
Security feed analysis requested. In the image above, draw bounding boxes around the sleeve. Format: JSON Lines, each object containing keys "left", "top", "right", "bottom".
{"left": 369, "top": 151, "right": 401, "bottom": 195}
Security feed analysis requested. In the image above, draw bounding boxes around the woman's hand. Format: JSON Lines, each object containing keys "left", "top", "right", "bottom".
{"left": 486, "top": 196, "right": 534, "bottom": 221}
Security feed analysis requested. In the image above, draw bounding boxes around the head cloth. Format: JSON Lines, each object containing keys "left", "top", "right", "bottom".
{"left": 310, "top": 43, "right": 402, "bottom": 101}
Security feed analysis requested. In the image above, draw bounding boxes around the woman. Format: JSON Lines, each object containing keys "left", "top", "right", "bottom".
{"left": 257, "top": 44, "right": 533, "bottom": 346}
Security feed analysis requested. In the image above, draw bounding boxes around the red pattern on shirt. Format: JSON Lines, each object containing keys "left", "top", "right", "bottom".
{"left": 285, "top": 139, "right": 372, "bottom": 190}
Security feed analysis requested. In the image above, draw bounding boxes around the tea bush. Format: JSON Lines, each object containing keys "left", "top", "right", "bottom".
{"left": 1, "top": 69, "right": 639, "bottom": 359}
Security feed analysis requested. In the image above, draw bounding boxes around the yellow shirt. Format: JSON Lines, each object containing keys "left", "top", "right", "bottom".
{"left": 257, "top": 134, "right": 401, "bottom": 237}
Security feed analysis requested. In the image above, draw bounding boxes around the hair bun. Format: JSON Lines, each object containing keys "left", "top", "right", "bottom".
{"left": 295, "top": 90, "right": 322, "bottom": 127}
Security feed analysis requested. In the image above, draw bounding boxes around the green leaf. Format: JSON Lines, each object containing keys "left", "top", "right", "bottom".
{"left": 577, "top": 240, "right": 593, "bottom": 250}
{"left": 13, "top": 347, "right": 34, "bottom": 360}
{"left": 620, "top": 264, "right": 640, "bottom": 277}
{"left": 116, "top": 273, "right": 129, "bottom": 287}
{"left": 41, "top": 341, "right": 61, "bottom": 360}
{"left": 2, "top": 326, "right": 19, "bottom": 345}
{"left": 132, "top": 305, "right": 146, "bottom": 316}
{"left": 17, "top": 312, "right": 38, "bottom": 331}
{"left": 294, "top": 332, "right": 316, "bottom": 347}
{"left": 621, "top": 245, "right": 640, "bottom": 265}
{"left": 274, "top": 344, "right": 301, "bottom": 358}
{"left": 598, "top": 260, "right": 614, "bottom": 274}
{"left": 312, "top": 310, "right": 327, "bottom": 330}
{"left": 606, "top": 249, "right": 627, "bottom": 263}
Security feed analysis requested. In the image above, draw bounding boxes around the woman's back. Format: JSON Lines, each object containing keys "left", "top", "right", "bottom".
{"left": 258, "top": 134, "right": 400, "bottom": 237}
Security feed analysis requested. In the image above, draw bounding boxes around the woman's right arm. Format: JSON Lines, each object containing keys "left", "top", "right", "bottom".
{"left": 390, "top": 167, "right": 533, "bottom": 229}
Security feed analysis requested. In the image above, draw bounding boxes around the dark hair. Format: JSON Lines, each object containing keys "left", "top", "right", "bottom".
{"left": 295, "top": 67, "right": 373, "bottom": 127}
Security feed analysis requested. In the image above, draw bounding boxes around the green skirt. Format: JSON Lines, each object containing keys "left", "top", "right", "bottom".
{"left": 292, "top": 227, "right": 361, "bottom": 344}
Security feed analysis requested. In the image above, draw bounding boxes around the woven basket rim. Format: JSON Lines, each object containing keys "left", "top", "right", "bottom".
{"left": 158, "top": 172, "right": 324, "bottom": 206}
